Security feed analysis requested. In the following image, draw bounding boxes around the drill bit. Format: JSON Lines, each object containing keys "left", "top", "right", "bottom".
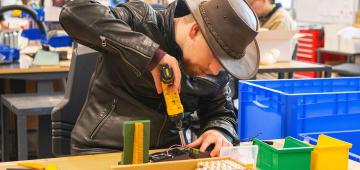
{"left": 176, "top": 121, "right": 186, "bottom": 146}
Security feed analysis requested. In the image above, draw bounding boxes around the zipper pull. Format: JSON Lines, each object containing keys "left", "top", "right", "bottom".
{"left": 112, "top": 98, "right": 117, "bottom": 107}
{"left": 100, "top": 36, "right": 106, "bottom": 47}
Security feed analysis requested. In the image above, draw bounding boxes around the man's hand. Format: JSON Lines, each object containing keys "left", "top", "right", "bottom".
{"left": 187, "top": 129, "right": 233, "bottom": 157}
{"left": 0, "top": 21, "right": 9, "bottom": 29}
{"left": 150, "top": 54, "right": 181, "bottom": 94}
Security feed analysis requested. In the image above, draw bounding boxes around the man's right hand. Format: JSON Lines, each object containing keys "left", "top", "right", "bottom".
{"left": 150, "top": 54, "right": 181, "bottom": 94}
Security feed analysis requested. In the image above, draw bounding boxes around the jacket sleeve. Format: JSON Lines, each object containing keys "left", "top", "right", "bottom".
{"left": 198, "top": 80, "right": 239, "bottom": 144}
{"left": 60, "top": 0, "right": 159, "bottom": 75}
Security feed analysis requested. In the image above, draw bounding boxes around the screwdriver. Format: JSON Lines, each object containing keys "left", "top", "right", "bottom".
{"left": 160, "top": 64, "right": 186, "bottom": 146}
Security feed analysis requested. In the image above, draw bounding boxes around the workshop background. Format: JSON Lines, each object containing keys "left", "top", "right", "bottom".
{"left": 0, "top": 0, "right": 359, "bottom": 170}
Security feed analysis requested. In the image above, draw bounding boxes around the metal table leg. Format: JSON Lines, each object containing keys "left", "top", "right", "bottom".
{"left": 288, "top": 72, "right": 294, "bottom": 79}
{"left": 317, "top": 49, "right": 321, "bottom": 63}
{"left": 278, "top": 72, "right": 285, "bottom": 79}
{"left": 324, "top": 66, "right": 332, "bottom": 78}
{"left": 16, "top": 114, "right": 27, "bottom": 160}
{"left": 1, "top": 101, "right": 9, "bottom": 161}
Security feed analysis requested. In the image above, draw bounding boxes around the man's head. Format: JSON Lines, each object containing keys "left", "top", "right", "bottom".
{"left": 178, "top": 0, "right": 260, "bottom": 79}
{"left": 175, "top": 15, "right": 222, "bottom": 77}
{"left": 247, "top": 0, "right": 275, "bottom": 17}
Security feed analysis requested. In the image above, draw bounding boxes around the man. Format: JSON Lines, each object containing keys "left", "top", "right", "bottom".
{"left": 60, "top": 0, "right": 259, "bottom": 157}
{"left": 0, "top": 14, "right": 9, "bottom": 29}
{"left": 247, "top": 0, "right": 296, "bottom": 30}
{"left": 0, "top": 2, "right": 9, "bottom": 29}
{"left": 0, "top": 0, "right": 32, "bottom": 29}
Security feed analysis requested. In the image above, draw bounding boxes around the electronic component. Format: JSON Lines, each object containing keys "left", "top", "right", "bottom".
{"left": 188, "top": 147, "right": 211, "bottom": 159}
{"left": 149, "top": 144, "right": 214, "bottom": 162}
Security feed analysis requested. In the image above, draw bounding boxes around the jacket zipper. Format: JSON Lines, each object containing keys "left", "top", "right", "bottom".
{"left": 99, "top": 35, "right": 149, "bottom": 77}
{"left": 121, "top": 55, "right": 142, "bottom": 77}
{"left": 100, "top": 36, "right": 107, "bottom": 47}
{"left": 100, "top": 35, "right": 151, "bottom": 59}
{"left": 90, "top": 98, "right": 118, "bottom": 139}
{"left": 98, "top": 36, "right": 166, "bottom": 146}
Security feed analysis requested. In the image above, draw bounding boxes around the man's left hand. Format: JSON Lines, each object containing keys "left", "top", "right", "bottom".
{"left": 187, "top": 129, "right": 232, "bottom": 157}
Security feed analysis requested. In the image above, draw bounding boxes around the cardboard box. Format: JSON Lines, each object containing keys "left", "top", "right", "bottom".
{"left": 256, "top": 30, "right": 297, "bottom": 62}
{"left": 323, "top": 24, "right": 360, "bottom": 54}
{"left": 323, "top": 24, "right": 347, "bottom": 51}
{"left": 338, "top": 27, "right": 360, "bottom": 53}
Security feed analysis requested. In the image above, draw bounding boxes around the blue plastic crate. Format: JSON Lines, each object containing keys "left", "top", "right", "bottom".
{"left": 47, "top": 35, "right": 73, "bottom": 48}
{"left": 238, "top": 78, "right": 360, "bottom": 141}
{"left": 21, "top": 28, "right": 46, "bottom": 40}
{"left": 0, "top": 45, "right": 20, "bottom": 63}
{"left": 299, "top": 130, "right": 360, "bottom": 162}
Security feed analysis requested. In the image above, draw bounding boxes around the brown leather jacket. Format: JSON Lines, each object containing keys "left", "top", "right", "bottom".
{"left": 60, "top": 0, "right": 238, "bottom": 154}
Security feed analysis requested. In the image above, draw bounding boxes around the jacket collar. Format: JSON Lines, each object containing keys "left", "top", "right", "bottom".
{"left": 259, "top": 3, "right": 282, "bottom": 26}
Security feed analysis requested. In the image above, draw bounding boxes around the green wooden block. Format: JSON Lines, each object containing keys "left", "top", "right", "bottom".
{"left": 142, "top": 120, "right": 150, "bottom": 163}
{"left": 121, "top": 121, "right": 135, "bottom": 165}
{"left": 121, "top": 120, "right": 150, "bottom": 165}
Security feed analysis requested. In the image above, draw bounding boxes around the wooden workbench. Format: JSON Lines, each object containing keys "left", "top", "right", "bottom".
{"left": 0, "top": 152, "right": 121, "bottom": 170}
{"left": 0, "top": 45, "right": 71, "bottom": 75}
{"left": 0, "top": 146, "right": 359, "bottom": 170}
{"left": 0, "top": 58, "right": 70, "bottom": 92}
{"left": 0, "top": 60, "right": 70, "bottom": 75}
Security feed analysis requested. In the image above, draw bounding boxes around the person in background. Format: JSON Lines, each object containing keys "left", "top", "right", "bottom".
{"left": 247, "top": 0, "right": 296, "bottom": 31}
{"left": 0, "top": 0, "right": 31, "bottom": 29}
{"left": 0, "top": 0, "right": 9, "bottom": 30}
{"left": 0, "top": 14, "right": 9, "bottom": 29}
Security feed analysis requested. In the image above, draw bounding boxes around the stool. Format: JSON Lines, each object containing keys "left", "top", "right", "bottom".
{"left": 1, "top": 92, "right": 64, "bottom": 161}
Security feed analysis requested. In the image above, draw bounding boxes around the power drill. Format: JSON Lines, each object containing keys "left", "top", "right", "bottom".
{"left": 160, "top": 64, "right": 186, "bottom": 146}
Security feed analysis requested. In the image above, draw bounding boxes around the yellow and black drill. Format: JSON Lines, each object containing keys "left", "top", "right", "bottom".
{"left": 160, "top": 64, "right": 186, "bottom": 146}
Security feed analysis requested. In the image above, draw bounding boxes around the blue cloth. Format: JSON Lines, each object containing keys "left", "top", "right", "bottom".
{"left": 110, "top": 0, "right": 127, "bottom": 7}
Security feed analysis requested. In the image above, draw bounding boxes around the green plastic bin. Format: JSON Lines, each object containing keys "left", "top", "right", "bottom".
{"left": 253, "top": 137, "right": 313, "bottom": 170}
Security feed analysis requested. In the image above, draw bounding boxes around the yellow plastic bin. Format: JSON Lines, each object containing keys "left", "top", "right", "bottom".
{"left": 308, "top": 134, "right": 352, "bottom": 170}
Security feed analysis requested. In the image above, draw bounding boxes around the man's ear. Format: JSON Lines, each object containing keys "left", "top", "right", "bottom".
{"left": 189, "top": 23, "right": 200, "bottom": 40}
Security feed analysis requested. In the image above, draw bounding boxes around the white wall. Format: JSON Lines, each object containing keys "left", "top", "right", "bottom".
{"left": 276, "top": 0, "right": 292, "bottom": 9}
{"left": 293, "top": 0, "right": 359, "bottom": 24}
